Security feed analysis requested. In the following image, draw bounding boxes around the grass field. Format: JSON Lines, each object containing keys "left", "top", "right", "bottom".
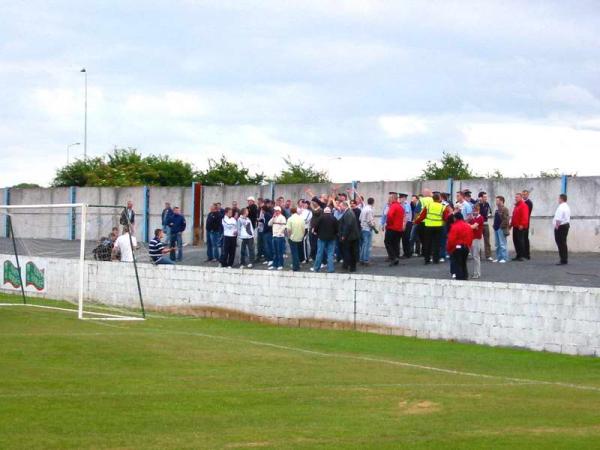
{"left": 1, "top": 293, "right": 600, "bottom": 449}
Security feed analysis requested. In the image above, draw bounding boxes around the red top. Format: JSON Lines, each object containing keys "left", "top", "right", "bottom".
{"left": 447, "top": 220, "right": 474, "bottom": 254}
{"left": 469, "top": 215, "right": 484, "bottom": 239}
{"left": 511, "top": 200, "right": 530, "bottom": 229}
{"left": 386, "top": 202, "right": 405, "bottom": 232}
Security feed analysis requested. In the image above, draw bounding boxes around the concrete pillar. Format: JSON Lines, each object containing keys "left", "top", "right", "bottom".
{"left": 3, "top": 187, "right": 10, "bottom": 238}
{"left": 69, "top": 186, "right": 77, "bottom": 240}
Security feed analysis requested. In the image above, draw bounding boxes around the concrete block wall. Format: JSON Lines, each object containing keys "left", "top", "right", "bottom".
{"left": 4, "top": 254, "right": 598, "bottom": 357}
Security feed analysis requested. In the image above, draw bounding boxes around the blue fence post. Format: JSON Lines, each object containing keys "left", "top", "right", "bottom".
{"left": 447, "top": 177, "right": 454, "bottom": 199}
{"left": 69, "top": 186, "right": 76, "bottom": 240}
{"left": 270, "top": 182, "right": 276, "bottom": 201}
{"left": 142, "top": 186, "right": 150, "bottom": 243}
{"left": 561, "top": 175, "right": 568, "bottom": 195}
{"left": 3, "top": 187, "right": 10, "bottom": 238}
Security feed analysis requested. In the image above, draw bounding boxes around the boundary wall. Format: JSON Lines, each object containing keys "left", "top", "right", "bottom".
{"left": 2, "top": 176, "right": 599, "bottom": 252}
{"left": 3, "top": 254, "right": 598, "bottom": 357}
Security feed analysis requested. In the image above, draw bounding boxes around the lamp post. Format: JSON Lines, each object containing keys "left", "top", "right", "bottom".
{"left": 67, "top": 142, "right": 81, "bottom": 164}
{"left": 80, "top": 68, "right": 87, "bottom": 159}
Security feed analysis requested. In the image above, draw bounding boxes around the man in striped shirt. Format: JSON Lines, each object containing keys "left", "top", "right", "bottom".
{"left": 149, "top": 229, "right": 175, "bottom": 265}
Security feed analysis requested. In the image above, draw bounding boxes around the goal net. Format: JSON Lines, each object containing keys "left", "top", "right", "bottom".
{"left": 0, "top": 203, "right": 145, "bottom": 320}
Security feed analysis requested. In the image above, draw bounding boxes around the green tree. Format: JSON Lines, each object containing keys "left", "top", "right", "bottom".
{"left": 197, "top": 155, "right": 266, "bottom": 186}
{"left": 539, "top": 169, "right": 561, "bottom": 178}
{"left": 484, "top": 169, "right": 504, "bottom": 179}
{"left": 419, "top": 152, "right": 477, "bottom": 180}
{"left": 273, "top": 157, "right": 330, "bottom": 184}
{"left": 12, "top": 183, "right": 42, "bottom": 188}
{"left": 52, "top": 148, "right": 198, "bottom": 187}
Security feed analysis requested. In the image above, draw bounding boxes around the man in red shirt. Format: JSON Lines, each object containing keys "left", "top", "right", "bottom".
{"left": 510, "top": 193, "right": 530, "bottom": 261}
{"left": 447, "top": 212, "right": 473, "bottom": 280}
{"left": 468, "top": 204, "right": 485, "bottom": 279}
{"left": 383, "top": 192, "right": 405, "bottom": 266}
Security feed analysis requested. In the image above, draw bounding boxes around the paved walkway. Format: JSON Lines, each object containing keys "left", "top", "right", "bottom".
{"left": 1, "top": 238, "right": 598, "bottom": 288}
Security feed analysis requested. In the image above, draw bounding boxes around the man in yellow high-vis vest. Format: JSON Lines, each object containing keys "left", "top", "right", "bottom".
{"left": 414, "top": 192, "right": 447, "bottom": 265}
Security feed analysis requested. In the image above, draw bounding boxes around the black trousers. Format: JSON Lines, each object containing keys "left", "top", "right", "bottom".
{"left": 423, "top": 226, "right": 443, "bottom": 263}
{"left": 384, "top": 229, "right": 403, "bottom": 261}
{"left": 524, "top": 227, "right": 531, "bottom": 259}
{"left": 309, "top": 232, "right": 318, "bottom": 261}
{"left": 402, "top": 222, "right": 413, "bottom": 257}
{"left": 451, "top": 246, "right": 470, "bottom": 280}
{"left": 221, "top": 236, "right": 237, "bottom": 267}
{"left": 513, "top": 228, "right": 526, "bottom": 259}
{"left": 340, "top": 239, "right": 359, "bottom": 271}
{"left": 554, "top": 223, "right": 569, "bottom": 263}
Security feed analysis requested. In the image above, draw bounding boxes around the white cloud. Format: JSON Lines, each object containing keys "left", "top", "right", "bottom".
{"left": 378, "top": 115, "right": 428, "bottom": 138}
{"left": 545, "top": 84, "right": 600, "bottom": 108}
{"left": 124, "top": 91, "right": 208, "bottom": 118}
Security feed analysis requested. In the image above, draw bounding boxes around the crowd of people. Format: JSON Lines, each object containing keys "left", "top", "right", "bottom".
{"left": 203, "top": 187, "right": 572, "bottom": 279}
{"left": 93, "top": 200, "right": 187, "bottom": 265}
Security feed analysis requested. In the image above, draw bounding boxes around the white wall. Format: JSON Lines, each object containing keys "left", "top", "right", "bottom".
{"left": 4, "top": 254, "right": 598, "bottom": 357}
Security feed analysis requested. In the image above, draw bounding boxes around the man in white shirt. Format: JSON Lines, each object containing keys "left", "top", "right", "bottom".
{"left": 112, "top": 226, "right": 138, "bottom": 262}
{"left": 553, "top": 194, "right": 571, "bottom": 265}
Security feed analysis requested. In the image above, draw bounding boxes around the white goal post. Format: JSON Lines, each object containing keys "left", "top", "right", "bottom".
{"left": 0, "top": 203, "right": 145, "bottom": 321}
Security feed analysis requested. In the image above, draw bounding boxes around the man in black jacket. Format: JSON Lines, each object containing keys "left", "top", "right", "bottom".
{"left": 338, "top": 201, "right": 360, "bottom": 272}
{"left": 205, "top": 204, "right": 223, "bottom": 262}
{"left": 311, "top": 207, "right": 339, "bottom": 273}
{"left": 247, "top": 196, "right": 259, "bottom": 228}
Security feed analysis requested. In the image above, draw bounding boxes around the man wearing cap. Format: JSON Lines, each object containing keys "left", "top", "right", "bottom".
{"left": 464, "top": 190, "right": 477, "bottom": 205}
{"left": 383, "top": 192, "right": 405, "bottom": 266}
{"left": 268, "top": 206, "right": 287, "bottom": 270}
{"left": 311, "top": 207, "right": 339, "bottom": 273}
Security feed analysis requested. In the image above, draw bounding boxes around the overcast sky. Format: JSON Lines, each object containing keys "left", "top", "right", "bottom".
{"left": 1, "top": 0, "right": 599, "bottom": 186}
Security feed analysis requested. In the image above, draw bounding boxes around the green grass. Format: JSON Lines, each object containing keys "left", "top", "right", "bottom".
{"left": 1, "top": 293, "right": 599, "bottom": 449}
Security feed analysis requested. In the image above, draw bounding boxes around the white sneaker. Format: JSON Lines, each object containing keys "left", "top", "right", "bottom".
{"left": 310, "top": 267, "right": 316, "bottom": 272}
{"left": 472, "top": 274, "right": 480, "bottom": 279}
{"left": 452, "top": 274, "right": 457, "bottom": 279}
{"left": 439, "top": 258, "right": 445, "bottom": 263}
{"left": 247, "top": 264, "right": 253, "bottom": 268}
{"left": 262, "top": 261, "right": 269, "bottom": 265}
{"left": 277, "top": 266, "right": 283, "bottom": 271}
{"left": 268, "top": 266, "right": 275, "bottom": 270}
{"left": 226, "top": 266, "right": 232, "bottom": 269}
{"left": 492, "top": 259, "right": 498, "bottom": 263}
{"left": 321, "top": 264, "right": 326, "bottom": 269}
{"left": 499, "top": 259, "right": 507, "bottom": 264}
{"left": 487, "top": 257, "right": 494, "bottom": 261}
{"left": 267, "top": 261, "right": 273, "bottom": 266}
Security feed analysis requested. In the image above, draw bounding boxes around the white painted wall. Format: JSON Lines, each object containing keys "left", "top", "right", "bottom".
{"left": 3, "top": 254, "right": 598, "bottom": 357}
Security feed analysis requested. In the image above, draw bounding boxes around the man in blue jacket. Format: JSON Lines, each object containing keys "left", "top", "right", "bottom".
{"left": 168, "top": 207, "right": 186, "bottom": 262}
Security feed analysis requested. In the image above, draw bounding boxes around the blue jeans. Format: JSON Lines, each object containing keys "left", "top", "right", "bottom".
{"left": 494, "top": 229, "right": 508, "bottom": 261}
{"left": 263, "top": 232, "right": 273, "bottom": 262}
{"left": 155, "top": 256, "right": 175, "bottom": 265}
{"left": 360, "top": 230, "right": 373, "bottom": 262}
{"left": 272, "top": 236, "right": 285, "bottom": 268}
{"left": 288, "top": 239, "right": 302, "bottom": 271}
{"left": 170, "top": 232, "right": 183, "bottom": 261}
{"left": 313, "top": 239, "right": 335, "bottom": 273}
{"left": 207, "top": 231, "right": 221, "bottom": 261}
{"left": 439, "top": 226, "right": 448, "bottom": 259}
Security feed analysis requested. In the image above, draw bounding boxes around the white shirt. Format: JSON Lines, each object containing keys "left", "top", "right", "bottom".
{"left": 222, "top": 216, "right": 238, "bottom": 237}
{"left": 553, "top": 202, "right": 571, "bottom": 226}
{"left": 299, "top": 208, "right": 312, "bottom": 229}
{"left": 115, "top": 233, "right": 138, "bottom": 262}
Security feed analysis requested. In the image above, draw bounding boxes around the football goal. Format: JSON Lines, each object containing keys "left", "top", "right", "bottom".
{"left": 0, "top": 203, "right": 145, "bottom": 320}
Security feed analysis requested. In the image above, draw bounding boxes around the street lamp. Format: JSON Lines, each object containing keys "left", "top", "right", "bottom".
{"left": 67, "top": 142, "right": 81, "bottom": 164}
{"left": 80, "top": 68, "right": 87, "bottom": 159}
